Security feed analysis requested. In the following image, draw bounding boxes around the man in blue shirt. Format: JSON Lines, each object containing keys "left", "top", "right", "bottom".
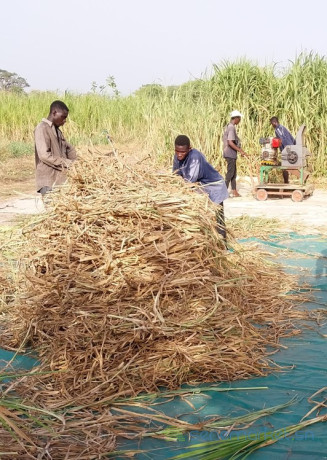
{"left": 173, "top": 135, "right": 229, "bottom": 241}
{"left": 270, "top": 116, "right": 295, "bottom": 183}
{"left": 270, "top": 117, "right": 295, "bottom": 150}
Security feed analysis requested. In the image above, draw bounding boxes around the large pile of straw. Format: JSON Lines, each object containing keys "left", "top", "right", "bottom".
{"left": 9, "top": 152, "right": 300, "bottom": 409}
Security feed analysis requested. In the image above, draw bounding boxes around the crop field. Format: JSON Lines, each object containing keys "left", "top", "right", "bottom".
{"left": 1, "top": 53, "right": 327, "bottom": 176}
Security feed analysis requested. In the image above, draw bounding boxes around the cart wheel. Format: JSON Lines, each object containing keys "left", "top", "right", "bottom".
{"left": 291, "top": 190, "right": 304, "bottom": 202}
{"left": 256, "top": 189, "right": 268, "bottom": 201}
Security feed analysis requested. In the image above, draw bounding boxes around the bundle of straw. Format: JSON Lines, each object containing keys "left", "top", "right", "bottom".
{"left": 0, "top": 266, "right": 15, "bottom": 315}
{"left": 8, "top": 152, "right": 300, "bottom": 409}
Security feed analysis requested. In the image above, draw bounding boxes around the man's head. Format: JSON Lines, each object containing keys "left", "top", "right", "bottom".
{"left": 174, "top": 135, "right": 191, "bottom": 161}
{"left": 230, "top": 110, "right": 243, "bottom": 125}
{"left": 270, "top": 116, "right": 279, "bottom": 129}
{"left": 48, "top": 100, "right": 69, "bottom": 127}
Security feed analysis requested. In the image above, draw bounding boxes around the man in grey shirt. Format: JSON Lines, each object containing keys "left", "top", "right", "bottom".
{"left": 222, "top": 110, "right": 248, "bottom": 197}
{"left": 34, "top": 100, "right": 77, "bottom": 195}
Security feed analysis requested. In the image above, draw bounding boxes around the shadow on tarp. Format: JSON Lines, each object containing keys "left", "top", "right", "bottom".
{"left": 1, "top": 234, "right": 327, "bottom": 459}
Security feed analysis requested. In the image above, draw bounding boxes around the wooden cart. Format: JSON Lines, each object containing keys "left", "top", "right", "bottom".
{"left": 255, "top": 183, "right": 314, "bottom": 202}
{"left": 254, "top": 165, "right": 314, "bottom": 202}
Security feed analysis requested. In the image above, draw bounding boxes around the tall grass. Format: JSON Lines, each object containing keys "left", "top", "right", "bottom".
{"left": 0, "top": 52, "right": 326, "bottom": 175}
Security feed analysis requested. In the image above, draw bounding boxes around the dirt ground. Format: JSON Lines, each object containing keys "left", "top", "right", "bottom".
{"left": 226, "top": 176, "right": 327, "bottom": 234}
{"left": 0, "top": 155, "right": 326, "bottom": 233}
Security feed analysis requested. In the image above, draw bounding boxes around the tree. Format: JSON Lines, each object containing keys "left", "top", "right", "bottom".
{"left": 0, "top": 69, "right": 29, "bottom": 93}
{"left": 134, "top": 84, "right": 180, "bottom": 99}
{"left": 90, "top": 75, "right": 120, "bottom": 98}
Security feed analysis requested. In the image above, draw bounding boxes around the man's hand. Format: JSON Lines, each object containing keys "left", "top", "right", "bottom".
{"left": 62, "top": 159, "right": 74, "bottom": 169}
{"left": 240, "top": 150, "right": 248, "bottom": 158}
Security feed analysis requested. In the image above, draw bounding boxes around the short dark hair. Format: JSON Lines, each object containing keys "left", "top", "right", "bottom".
{"left": 175, "top": 135, "right": 190, "bottom": 148}
{"left": 50, "top": 100, "right": 69, "bottom": 113}
{"left": 270, "top": 116, "right": 279, "bottom": 123}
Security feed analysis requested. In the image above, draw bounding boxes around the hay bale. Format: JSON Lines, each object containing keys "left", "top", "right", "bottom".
{"left": 8, "top": 152, "right": 300, "bottom": 408}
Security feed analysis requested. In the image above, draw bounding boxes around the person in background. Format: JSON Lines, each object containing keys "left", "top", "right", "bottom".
{"left": 270, "top": 116, "right": 295, "bottom": 150}
{"left": 270, "top": 116, "right": 295, "bottom": 184}
{"left": 173, "top": 135, "right": 229, "bottom": 241}
{"left": 34, "top": 100, "right": 77, "bottom": 195}
{"left": 222, "top": 110, "right": 248, "bottom": 197}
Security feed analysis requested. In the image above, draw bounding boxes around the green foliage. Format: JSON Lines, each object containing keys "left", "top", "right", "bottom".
{"left": 0, "top": 53, "right": 327, "bottom": 175}
{"left": 0, "top": 69, "right": 29, "bottom": 93}
{"left": 169, "top": 415, "right": 327, "bottom": 459}
{"left": 0, "top": 140, "right": 33, "bottom": 160}
{"left": 134, "top": 83, "right": 165, "bottom": 98}
{"left": 7, "top": 141, "right": 33, "bottom": 158}
{"left": 90, "top": 75, "right": 120, "bottom": 97}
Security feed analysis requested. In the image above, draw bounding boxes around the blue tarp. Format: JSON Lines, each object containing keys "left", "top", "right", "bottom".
{"left": 116, "top": 234, "right": 327, "bottom": 459}
{"left": 0, "top": 348, "right": 37, "bottom": 373}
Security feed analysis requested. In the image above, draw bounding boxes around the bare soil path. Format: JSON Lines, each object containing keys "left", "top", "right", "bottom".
{"left": 225, "top": 177, "right": 327, "bottom": 234}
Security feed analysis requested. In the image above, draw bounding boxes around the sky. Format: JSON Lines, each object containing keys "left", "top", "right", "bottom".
{"left": 0, "top": 0, "right": 326, "bottom": 95}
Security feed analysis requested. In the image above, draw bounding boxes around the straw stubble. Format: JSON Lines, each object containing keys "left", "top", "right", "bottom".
{"left": 7, "top": 151, "right": 302, "bottom": 410}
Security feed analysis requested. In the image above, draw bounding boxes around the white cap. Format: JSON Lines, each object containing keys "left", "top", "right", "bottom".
{"left": 230, "top": 110, "right": 243, "bottom": 118}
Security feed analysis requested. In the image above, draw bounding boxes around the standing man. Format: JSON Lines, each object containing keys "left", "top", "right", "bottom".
{"left": 34, "top": 100, "right": 77, "bottom": 195}
{"left": 173, "top": 135, "right": 229, "bottom": 241}
{"left": 270, "top": 116, "right": 295, "bottom": 150}
{"left": 270, "top": 116, "right": 295, "bottom": 184}
{"left": 222, "top": 110, "right": 248, "bottom": 197}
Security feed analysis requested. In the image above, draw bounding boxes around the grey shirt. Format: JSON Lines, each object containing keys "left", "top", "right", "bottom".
{"left": 223, "top": 123, "right": 240, "bottom": 159}
{"left": 34, "top": 118, "right": 77, "bottom": 191}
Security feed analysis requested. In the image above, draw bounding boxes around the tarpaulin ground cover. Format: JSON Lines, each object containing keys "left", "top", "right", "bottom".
{"left": 116, "top": 234, "right": 327, "bottom": 459}
{"left": 1, "top": 234, "right": 326, "bottom": 459}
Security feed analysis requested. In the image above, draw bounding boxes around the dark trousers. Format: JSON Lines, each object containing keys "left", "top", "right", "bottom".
{"left": 225, "top": 157, "right": 237, "bottom": 190}
{"left": 38, "top": 186, "right": 52, "bottom": 196}
{"left": 282, "top": 170, "right": 289, "bottom": 184}
{"left": 216, "top": 203, "right": 226, "bottom": 241}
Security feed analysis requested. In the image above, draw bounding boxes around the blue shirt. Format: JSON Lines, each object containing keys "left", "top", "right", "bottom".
{"left": 173, "top": 149, "right": 229, "bottom": 204}
{"left": 275, "top": 125, "right": 295, "bottom": 150}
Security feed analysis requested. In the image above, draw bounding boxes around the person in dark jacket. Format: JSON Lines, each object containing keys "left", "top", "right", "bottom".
{"left": 270, "top": 116, "right": 295, "bottom": 183}
{"left": 173, "top": 134, "right": 228, "bottom": 241}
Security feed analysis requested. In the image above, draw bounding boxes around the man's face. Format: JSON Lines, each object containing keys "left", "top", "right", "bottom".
{"left": 234, "top": 116, "right": 241, "bottom": 125}
{"left": 271, "top": 120, "right": 278, "bottom": 129}
{"left": 175, "top": 144, "right": 191, "bottom": 161}
{"left": 52, "top": 109, "right": 69, "bottom": 127}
